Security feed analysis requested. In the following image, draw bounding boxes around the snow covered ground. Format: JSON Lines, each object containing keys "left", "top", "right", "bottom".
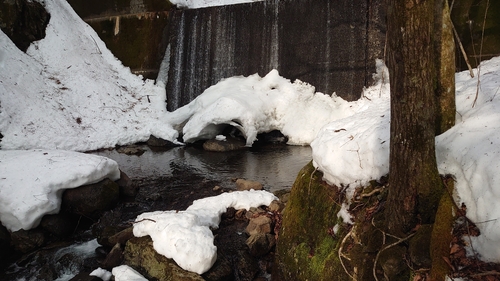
{"left": 2, "top": 0, "right": 500, "bottom": 278}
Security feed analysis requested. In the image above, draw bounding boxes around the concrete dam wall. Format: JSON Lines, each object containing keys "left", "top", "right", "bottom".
{"left": 162, "top": 0, "right": 386, "bottom": 111}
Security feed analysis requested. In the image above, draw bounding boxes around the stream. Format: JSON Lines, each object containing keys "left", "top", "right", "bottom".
{"left": 2, "top": 143, "right": 312, "bottom": 281}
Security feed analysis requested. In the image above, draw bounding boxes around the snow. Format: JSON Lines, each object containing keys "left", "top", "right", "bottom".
{"left": 1, "top": 0, "right": 500, "bottom": 276}
{"left": 172, "top": 69, "right": 354, "bottom": 146}
{"left": 133, "top": 190, "right": 277, "bottom": 274}
{"left": 112, "top": 265, "right": 148, "bottom": 281}
{"left": 311, "top": 59, "right": 390, "bottom": 188}
{"left": 90, "top": 268, "right": 112, "bottom": 281}
{"left": 0, "top": 0, "right": 179, "bottom": 152}
{"left": 169, "top": 0, "right": 264, "bottom": 9}
{"left": 0, "top": 150, "right": 119, "bottom": 231}
{"left": 436, "top": 56, "right": 500, "bottom": 262}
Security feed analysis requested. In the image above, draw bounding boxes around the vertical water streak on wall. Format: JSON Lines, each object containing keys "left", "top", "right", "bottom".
{"left": 165, "top": 0, "right": 385, "bottom": 110}
{"left": 168, "top": 12, "right": 186, "bottom": 110}
{"left": 264, "top": 0, "right": 279, "bottom": 71}
{"left": 157, "top": 43, "right": 170, "bottom": 85}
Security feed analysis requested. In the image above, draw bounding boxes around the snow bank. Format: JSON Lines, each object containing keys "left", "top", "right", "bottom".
{"left": 133, "top": 190, "right": 277, "bottom": 274}
{"left": 171, "top": 69, "right": 355, "bottom": 146}
{"left": 0, "top": 150, "right": 120, "bottom": 231}
{"left": 311, "top": 60, "right": 390, "bottom": 188}
{"left": 0, "top": 0, "right": 178, "bottom": 152}
{"left": 436, "top": 56, "right": 500, "bottom": 262}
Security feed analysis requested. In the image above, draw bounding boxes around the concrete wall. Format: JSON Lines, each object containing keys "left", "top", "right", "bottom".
{"left": 67, "top": 0, "right": 171, "bottom": 79}
{"left": 164, "top": 0, "right": 387, "bottom": 110}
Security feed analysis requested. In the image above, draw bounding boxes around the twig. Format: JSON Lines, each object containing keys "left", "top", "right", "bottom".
{"left": 90, "top": 35, "right": 102, "bottom": 55}
{"left": 360, "top": 187, "right": 384, "bottom": 198}
{"left": 472, "top": 0, "right": 490, "bottom": 108}
{"left": 134, "top": 218, "right": 157, "bottom": 224}
{"left": 338, "top": 227, "right": 356, "bottom": 280}
{"left": 470, "top": 271, "right": 500, "bottom": 277}
{"left": 450, "top": 16, "right": 474, "bottom": 78}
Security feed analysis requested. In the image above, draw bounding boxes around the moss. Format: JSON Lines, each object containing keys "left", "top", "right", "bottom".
{"left": 429, "top": 178, "right": 456, "bottom": 281}
{"left": 274, "top": 161, "right": 350, "bottom": 280}
{"left": 124, "top": 236, "right": 205, "bottom": 281}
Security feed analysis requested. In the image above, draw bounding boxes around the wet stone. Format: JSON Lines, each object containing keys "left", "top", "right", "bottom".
{"left": 246, "top": 215, "right": 273, "bottom": 236}
{"left": 235, "top": 178, "right": 263, "bottom": 191}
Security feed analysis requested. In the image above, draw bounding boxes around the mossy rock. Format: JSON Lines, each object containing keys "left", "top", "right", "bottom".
{"left": 274, "top": 161, "right": 350, "bottom": 281}
{"left": 124, "top": 236, "right": 205, "bottom": 281}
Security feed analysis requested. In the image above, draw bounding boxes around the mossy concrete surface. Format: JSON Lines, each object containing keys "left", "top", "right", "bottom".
{"left": 274, "top": 161, "right": 350, "bottom": 281}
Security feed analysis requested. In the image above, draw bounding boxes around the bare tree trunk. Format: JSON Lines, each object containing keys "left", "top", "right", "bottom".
{"left": 385, "top": 0, "right": 443, "bottom": 235}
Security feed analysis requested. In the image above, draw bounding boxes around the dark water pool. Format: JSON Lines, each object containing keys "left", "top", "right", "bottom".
{"left": 94, "top": 144, "right": 312, "bottom": 193}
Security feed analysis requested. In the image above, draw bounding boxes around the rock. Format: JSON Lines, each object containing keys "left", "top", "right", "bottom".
{"left": 62, "top": 178, "right": 119, "bottom": 220}
{"left": 116, "top": 170, "right": 138, "bottom": 197}
{"left": 235, "top": 179, "right": 263, "bottom": 191}
{"left": 245, "top": 207, "right": 266, "bottom": 220}
{"left": 116, "top": 145, "right": 145, "bottom": 155}
{"left": 246, "top": 233, "right": 276, "bottom": 257}
{"left": 147, "top": 135, "right": 177, "bottom": 147}
{"left": 202, "top": 256, "right": 233, "bottom": 281}
{"left": 268, "top": 200, "right": 284, "bottom": 213}
{"left": 233, "top": 248, "right": 260, "bottom": 281}
{"left": 101, "top": 243, "right": 124, "bottom": 270}
{"left": 273, "top": 189, "right": 290, "bottom": 204}
{"left": 10, "top": 228, "right": 45, "bottom": 253}
{"left": 246, "top": 216, "right": 272, "bottom": 236}
{"left": 0, "top": 224, "right": 13, "bottom": 264}
{"left": 235, "top": 209, "right": 247, "bottom": 220}
{"left": 108, "top": 227, "right": 134, "bottom": 246}
{"left": 124, "top": 236, "right": 205, "bottom": 281}
{"left": 203, "top": 137, "right": 246, "bottom": 152}
{"left": 91, "top": 203, "right": 146, "bottom": 248}
{"left": 39, "top": 213, "right": 75, "bottom": 238}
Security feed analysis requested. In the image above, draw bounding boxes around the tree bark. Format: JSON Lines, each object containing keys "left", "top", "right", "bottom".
{"left": 385, "top": 0, "right": 443, "bottom": 235}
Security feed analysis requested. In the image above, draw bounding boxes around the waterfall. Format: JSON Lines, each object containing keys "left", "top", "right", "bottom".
{"left": 164, "top": 0, "right": 385, "bottom": 111}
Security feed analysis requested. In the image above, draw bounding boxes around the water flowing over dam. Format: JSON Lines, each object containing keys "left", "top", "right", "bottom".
{"left": 161, "top": 0, "right": 386, "bottom": 111}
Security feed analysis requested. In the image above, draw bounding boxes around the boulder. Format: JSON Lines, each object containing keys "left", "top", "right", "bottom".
{"left": 101, "top": 243, "right": 124, "bottom": 270}
{"left": 246, "top": 233, "right": 276, "bottom": 257}
{"left": 116, "top": 145, "right": 145, "bottom": 156}
{"left": 235, "top": 179, "right": 263, "bottom": 191}
{"left": 203, "top": 137, "right": 246, "bottom": 152}
{"left": 62, "top": 178, "right": 119, "bottom": 220}
{"left": 124, "top": 236, "right": 205, "bottom": 281}
{"left": 245, "top": 207, "right": 267, "bottom": 220}
{"left": 10, "top": 228, "right": 45, "bottom": 253}
{"left": 0, "top": 224, "right": 13, "bottom": 261}
{"left": 268, "top": 200, "right": 285, "bottom": 213}
{"left": 246, "top": 215, "right": 272, "bottom": 236}
{"left": 147, "top": 135, "right": 177, "bottom": 147}
{"left": 107, "top": 227, "right": 134, "bottom": 246}
{"left": 39, "top": 213, "right": 75, "bottom": 238}
{"left": 116, "top": 170, "right": 138, "bottom": 197}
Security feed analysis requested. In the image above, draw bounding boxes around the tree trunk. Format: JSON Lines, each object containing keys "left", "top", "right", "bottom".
{"left": 385, "top": 0, "right": 443, "bottom": 235}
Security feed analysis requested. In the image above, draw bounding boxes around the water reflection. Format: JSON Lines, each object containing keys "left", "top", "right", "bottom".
{"left": 93, "top": 144, "right": 312, "bottom": 192}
